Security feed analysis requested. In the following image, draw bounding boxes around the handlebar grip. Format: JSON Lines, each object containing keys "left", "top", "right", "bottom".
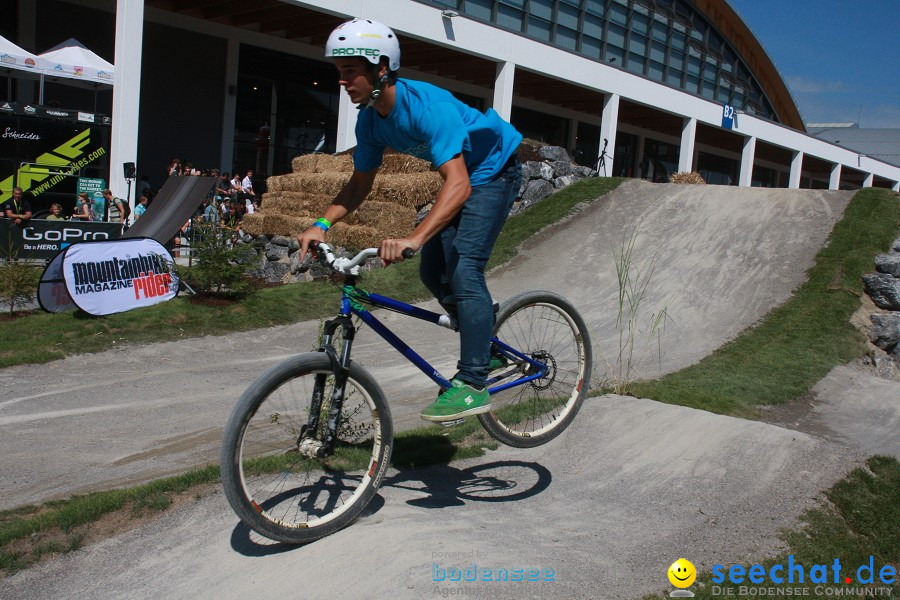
{"left": 401, "top": 248, "right": 417, "bottom": 260}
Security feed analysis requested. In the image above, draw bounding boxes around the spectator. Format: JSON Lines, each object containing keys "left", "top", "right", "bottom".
{"left": 203, "top": 196, "right": 220, "bottom": 225}
{"left": 241, "top": 169, "right": 255, "bottom": 199}
{"left": 230, "top": 172, "right": 244, "bottom": 198}
{"left": 138, "top": 175, "right": 152, "bottom": 198}
{"left": 73, "top": 192, "right": 93, "bottom": 221}
{"left": 46, "top": 203, "right": 65, "bottom": 220}
{"left": 167, "top": 158, "right": 181, "bottom": 177}
{"left": 133, "top": 196, "right": 149, "bottom": 219}
{"left": 3, "top": 187, "right": 32, "bottom": 226}
{"left": 101, "top": 189, "right": 126, "bottom": 224}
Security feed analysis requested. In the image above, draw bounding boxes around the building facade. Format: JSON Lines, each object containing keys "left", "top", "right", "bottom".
{"left": 3, "top": 0, "right": 899, "bottom": 197}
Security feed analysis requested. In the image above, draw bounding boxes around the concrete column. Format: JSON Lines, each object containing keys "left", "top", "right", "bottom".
{"left": 636, "top": 133, "right": 646, "bottom": 178}
{"left": 678, "top": 117, "right": 696, "bottom": 173}
{"left": 335, "top": 89, "right": 358, "bottom": 152}
{"left": 893, "top": 181, "right": 899, "bottom": 192}
{"left": 110, "top": 0, "right": 144, "bottom": 214}
{"left": 493, "top": 61, "right": 515, "bottom": 121}
{"left": 599, "top": 93, "right": 619, "bottom": 178}
{"left": 863, "top": 173, "right": 874, "bottom": 188}
{"left": 220, "top": 38, "right": 239, "bottom": 173}
{"left": 738, "top": 136, "right": 756, "bottom": 187}
{"left": 788, "top": 151, "right": 803, "bottom": 188}
{"left": 829, "top": 163, "right": 841, "bottom": 190}
{"left": 567, "top": 118, "right": 579, "bottom": 158}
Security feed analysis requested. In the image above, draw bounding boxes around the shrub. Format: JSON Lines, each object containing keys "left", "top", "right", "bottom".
{"left": 182, "top": 223, "right": 259, "bottom": 297}
{"left": 0, "top": 247, "right": 40, "bottom": 315}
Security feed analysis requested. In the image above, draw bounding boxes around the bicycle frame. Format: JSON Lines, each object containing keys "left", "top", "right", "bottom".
{"left": 332, "top": 282, "right": 550, "bottom": 395}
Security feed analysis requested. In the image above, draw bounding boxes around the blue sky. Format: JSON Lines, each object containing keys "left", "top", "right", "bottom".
{"left": 727, "top": 0, "right": 900, "bottom": 128}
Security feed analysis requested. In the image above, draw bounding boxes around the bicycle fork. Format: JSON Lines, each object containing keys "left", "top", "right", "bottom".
{"left": 298, "top": 315, "right": 356, "bottom": 459}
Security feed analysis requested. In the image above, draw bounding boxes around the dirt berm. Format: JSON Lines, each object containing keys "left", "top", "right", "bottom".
{"left": 2, "top": 180, "right": 897, "bottom": 599}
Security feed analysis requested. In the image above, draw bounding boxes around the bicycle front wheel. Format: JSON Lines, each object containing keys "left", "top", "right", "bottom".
{"left": 479, "top": 291, "right": 592, "bottom": 447}
{"left": 220, "top": 353, "right": 392, "bottom": 544}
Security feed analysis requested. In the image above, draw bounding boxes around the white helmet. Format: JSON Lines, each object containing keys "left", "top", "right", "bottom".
{"left": 325, "top": 19, "right": 401, "bottom": 72}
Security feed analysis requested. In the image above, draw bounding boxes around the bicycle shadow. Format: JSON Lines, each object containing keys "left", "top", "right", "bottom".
{"left": 228, "top": 458, "right": 551, "bottom": 556}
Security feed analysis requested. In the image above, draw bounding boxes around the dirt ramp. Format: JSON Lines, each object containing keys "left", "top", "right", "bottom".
{"left": 489, "top": 180, "right": 854, "bottom": 380}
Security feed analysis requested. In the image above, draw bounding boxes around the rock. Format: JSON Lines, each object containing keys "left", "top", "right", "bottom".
{"left": 892, "top": 236, "right": 900, "bottom": 252}
{"left": 875, "top": 253, "right": 900, "bottom": 277}
{"left": 522, "top": 179, "right": 554, "bottom": 204}
{"left": 265, "top": 261, "right": 291, "bottom": 281}
{"left": 572, "top": 165, "right": 593, "bottom": 178}
{"left": 265, "top": 244, "right": 289, "bottom": 262}
{"left": 870, "top": 313, "right": 900, "bottom": 352}
{"left": 553, "top": 174, "right": 578, "bottom": 189}
{"left": 538, "top": 146, "right": 571, "bottom": 163}
{"left": 271, "top": 235, "right": 292, "bottom": 247}
{"left": 523, "top": 161, "right": 545, "bottom": 180}
{"left": 863, "top": 273, "right": 900, "bottom": 310}
{"left": 551, "top": 161, "right": 572, "bottom": 178}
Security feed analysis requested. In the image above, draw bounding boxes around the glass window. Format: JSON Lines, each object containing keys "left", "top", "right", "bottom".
{"left": 606, "top": 44, "right": 625, "bottom": 65}
{"left": 627, "top": 53, "right": 645, "bottom": 74}
{"left": 528, "top": 0, "right": 553, "bottom": 20}
{"left": 671, "top": 30, "right": 686, "bottom": 50}
{"left": 651, "top": 22, "right": 668, "bottom": 43}
{"left": 582, "top": 35, "right": 602, "bottom": 59}
{"left": 585, "top": 0, "right": 605, "bottom": 17}
{"left": 610, "top": 3, "right": 628, "bottom": 26}
{"left": 667, "top": 67, "right": 683, "bottom": 85}
{"left": 630, "top": 33, "right": 648, "bottom": 57}
{"left": 527, "top": 16, "right": 552, "bottom": 41}
{"left": 607, "top": 23, "right": 626, "bottom": 49}
{"left": 650, "top": 40, "right": 666, "bottom": 63}
{"left": 687, "top": 56, "right": 701, "bottom": 75}
{"left": 557, "top": 2, "right": 580, "bottom": 28}
{"left": 669, "top": 49, "right": 684, "bottom": 68}
{"left": 719, "top": 85, "right": 731, "bottom": 101}
{"left": 685, "top": 74, "right": 699, "bottom": 93}
{"left": 583, "top": 13, "right": 604, "bottom": 38}
{"left": 497, "top": 4, "right": 525, "bottom": 30}
{"left": 499, "top": 0, "right": 524, "bottom": 5}
{"left": 556, "top": 26, "right": 578, "bottom": 50}
{"left": 648, "top": 60, "right": 665, "bottom": 81}
{"left": 463, "top": 0, "right": 493, "bottom": 21}
{"left": 632, "top": 13, "right": 649, "bottom": 35}
{"left": 702, "top": 80, "right": 716, "bottom": 99}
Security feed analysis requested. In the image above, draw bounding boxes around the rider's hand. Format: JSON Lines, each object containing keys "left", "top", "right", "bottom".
{"left": 298, "top": 226, "right": 326, "bottom": 262}
{"left": 379, "top": 238, "right": 420, "bottom": 265}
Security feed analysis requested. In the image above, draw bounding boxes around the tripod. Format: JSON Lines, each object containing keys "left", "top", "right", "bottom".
{"left": 594, "top": 138, "right": 611, "bottom": 177}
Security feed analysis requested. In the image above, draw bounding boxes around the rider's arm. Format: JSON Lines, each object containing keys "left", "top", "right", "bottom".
{"left": 379, "top": 154, "right": 470, "bottom": 263}
{"left": 298, "top": 168, "right": 378, "bottom": 260}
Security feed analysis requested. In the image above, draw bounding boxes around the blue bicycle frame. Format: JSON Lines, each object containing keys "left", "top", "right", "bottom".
{"left": 339, "top": 284, "right": 548, "bottom": 394}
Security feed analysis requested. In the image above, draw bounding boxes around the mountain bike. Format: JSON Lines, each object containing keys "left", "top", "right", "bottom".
{"left": 220, "top": 242, "right": 592, "bottom": 544}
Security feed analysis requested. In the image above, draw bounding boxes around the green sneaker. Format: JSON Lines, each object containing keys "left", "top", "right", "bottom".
{"left": 421, "top": 378, "right": 491, "bottom": 421}
{"left": 488, "top": 355, "right": 508, "bottom": 371}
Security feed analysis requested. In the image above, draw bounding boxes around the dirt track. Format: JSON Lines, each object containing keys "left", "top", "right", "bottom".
{"left": 2, "top": 181, "right": 897, "bottom": 599}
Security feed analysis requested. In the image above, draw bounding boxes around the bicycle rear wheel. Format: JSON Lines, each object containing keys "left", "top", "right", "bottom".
{"left": 479, "top": 291, "right": 592, "bottom": 447}
{"left": 220, "top": 353, "right": 392, "bottom": 544}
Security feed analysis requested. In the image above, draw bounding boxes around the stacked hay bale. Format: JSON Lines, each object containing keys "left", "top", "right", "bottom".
{"left": 244, "top": 152, "right": 441, "bottom": 250}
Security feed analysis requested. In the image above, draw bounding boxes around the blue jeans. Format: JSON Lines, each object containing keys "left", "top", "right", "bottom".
{"left": 420, "top": 157, "right": 523, "bottom": 388}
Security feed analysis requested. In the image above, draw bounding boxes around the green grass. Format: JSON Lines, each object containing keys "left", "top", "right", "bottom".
{"left": 628, "top": 187, "right": 900, "bottom": 417}
{"left": 641, "top": 455, "right": 900, "bottom": 600}
{"left": 0, "top": 177, "right": 623, "bottom": 369}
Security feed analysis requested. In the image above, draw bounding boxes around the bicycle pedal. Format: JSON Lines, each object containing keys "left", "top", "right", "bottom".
{"left": 438, "top": 418, "right": 466, "bottom": 427}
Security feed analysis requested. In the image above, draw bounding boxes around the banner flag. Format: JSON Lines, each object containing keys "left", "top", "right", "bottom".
{"left": 60, "top": 238, "right": 179, "bottom": 316}
{"left": 37, "top": 250, "right": 77, "bottom": 313}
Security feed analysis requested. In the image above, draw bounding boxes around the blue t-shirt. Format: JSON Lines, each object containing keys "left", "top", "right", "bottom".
{"left": 353, "top": 79, "right": 522, "bottom": 186}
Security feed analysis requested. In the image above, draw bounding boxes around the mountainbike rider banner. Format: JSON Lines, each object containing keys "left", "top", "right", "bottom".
{"left": 299, "top": 18, "right": 523, "bottom": 423}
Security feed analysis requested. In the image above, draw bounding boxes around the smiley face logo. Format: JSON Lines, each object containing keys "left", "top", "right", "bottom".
{"left": 668, "top": 558, "right": 697, "bottom": 588}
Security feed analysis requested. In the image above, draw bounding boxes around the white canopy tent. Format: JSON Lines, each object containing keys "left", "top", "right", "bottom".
{"left": 37, "top": 38, "right": 115, "bottom": 103}
{"left": 0, "top": 34, "right": 43, "bottom": 98}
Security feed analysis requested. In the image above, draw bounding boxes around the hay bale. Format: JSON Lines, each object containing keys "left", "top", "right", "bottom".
{"left": 669, "top": 171, "right": 707, "bottom": 184}
{"left": 260, "top": 214, "right": 313, "bottom": 236}
{"left": 371, "top": 172, "right": 442, "bottom": 209}
{"left": 240, "top": 213, "right": 267, "bottom": 236}
{"left": 330, "top": 222, "right": 381, "bottom": 251}
{"left": 291, "top": 153, "right": 353, "bottom": 174}
{"left": 266, "top": 175, "right": 284, "bottom": 193}
{"left": 262, "top": 192, "right": 334, "bottom": 216}
{"left": 354, "top": 200, "right": 417, "bottom": 230}
{"left": 378, "top": 153, "right": 433, "bottom": 174}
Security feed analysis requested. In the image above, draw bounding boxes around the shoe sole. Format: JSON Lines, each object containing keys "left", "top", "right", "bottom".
{"left": 420, "top": 404, "right": 492, "bottom": 422}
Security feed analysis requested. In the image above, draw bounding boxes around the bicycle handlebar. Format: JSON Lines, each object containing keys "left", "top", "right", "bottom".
{"left": 310, "top": 242, "right": 417, "bottom": 275}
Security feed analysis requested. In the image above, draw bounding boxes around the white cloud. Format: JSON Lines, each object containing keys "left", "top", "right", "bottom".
{"left": 785, "top": 76, "right": 845, "bottom": 94}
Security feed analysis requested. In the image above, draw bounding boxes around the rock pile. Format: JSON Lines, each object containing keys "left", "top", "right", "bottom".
{"left": 862, "top": 231, "right": 900, "bottom": 377}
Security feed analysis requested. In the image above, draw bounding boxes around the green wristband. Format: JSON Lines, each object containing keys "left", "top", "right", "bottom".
{"left": 314, "top": 217, "right": 331, "bottom": 232}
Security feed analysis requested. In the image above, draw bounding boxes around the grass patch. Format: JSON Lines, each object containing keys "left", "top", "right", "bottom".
{"left": 628, "top": 188, "right": 900, "bottom": 417}
{"left": 0, "top": 178, "right": 623, "bottom": 368}
{"left": 640, "top": 455, "right": 900, "bottom": 600}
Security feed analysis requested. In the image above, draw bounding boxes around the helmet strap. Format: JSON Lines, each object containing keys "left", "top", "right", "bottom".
{"left": 364, "top": 64, "right": 390, "bottom": 108}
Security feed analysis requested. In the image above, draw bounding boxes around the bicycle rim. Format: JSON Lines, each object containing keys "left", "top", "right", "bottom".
{"left": 480, "top": 293, "right": 591, "bottom": 446}
{"left": 223, "top": 355, "right": 391, "bottom": 543}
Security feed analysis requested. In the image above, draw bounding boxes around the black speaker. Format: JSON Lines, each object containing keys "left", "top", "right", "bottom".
{"left": 123, "top": 162, "right": 136, "bottom": 179}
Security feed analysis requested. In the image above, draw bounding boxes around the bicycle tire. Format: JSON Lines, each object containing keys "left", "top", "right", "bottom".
{"left": 478, "top": 291, "right": 592, "bottom": 447}
{"left": 220, "top": 353, "right": 392, "bottom": 544}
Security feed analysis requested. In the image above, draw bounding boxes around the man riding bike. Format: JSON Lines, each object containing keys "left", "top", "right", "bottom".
{"left": 298, "top": 18, "right": 523, "bottom": 422}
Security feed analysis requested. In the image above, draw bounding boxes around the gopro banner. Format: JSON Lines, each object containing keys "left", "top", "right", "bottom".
{"left": 61, "top": 238, "right": 179, "bottom": 316}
